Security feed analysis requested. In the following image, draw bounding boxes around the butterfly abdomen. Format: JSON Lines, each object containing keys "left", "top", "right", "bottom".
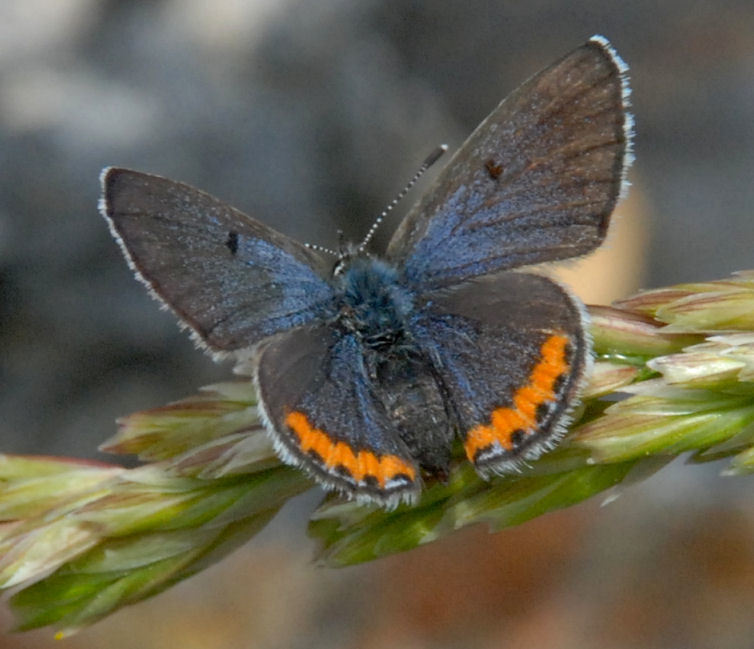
{"left": 376, "top": 353, "right": 454, "bottom": 479}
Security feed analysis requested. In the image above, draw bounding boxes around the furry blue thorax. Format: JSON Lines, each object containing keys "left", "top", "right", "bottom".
{"left": 334, "top": 256, "right": 415, "bottom": 346}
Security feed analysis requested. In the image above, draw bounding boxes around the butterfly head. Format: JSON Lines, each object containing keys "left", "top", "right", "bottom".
{"left": 331, "top": 239, "right": 363, "bottom": 278}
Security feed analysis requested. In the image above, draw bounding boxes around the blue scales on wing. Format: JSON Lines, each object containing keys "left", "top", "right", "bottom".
{"left": 387, "top": 37, "right": 631, "bottom": 290}
{"left": 101, "top": 168, "right": 336, "bottom": 352}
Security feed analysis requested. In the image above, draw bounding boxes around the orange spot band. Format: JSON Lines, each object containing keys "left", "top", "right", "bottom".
{"left": 464, "top": 334, "right": 571, "bottom": 461}
{"left": 285, "top": 411, "right": 416, "bottom": 488}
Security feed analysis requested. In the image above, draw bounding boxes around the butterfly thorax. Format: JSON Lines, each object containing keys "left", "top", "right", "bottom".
{"left": 333, "top": 255, "right": 414, "bottom": 351}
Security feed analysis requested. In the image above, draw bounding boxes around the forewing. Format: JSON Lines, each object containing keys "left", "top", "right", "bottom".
{"left": 410, "top": 272, "right": 588, "bottom": 474}
{"left": 388, "top": 36, "right": 631, "bottom": 289}
{"left": 256, "top": 325, "right": 420, "bottom": 507}
{"left": 101, "top": 168, "right": 335, "bottom": 352}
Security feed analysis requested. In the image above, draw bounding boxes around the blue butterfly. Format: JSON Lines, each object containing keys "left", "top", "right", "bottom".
{"left": 101, "top": 36, "right": 631, "bottom": 508}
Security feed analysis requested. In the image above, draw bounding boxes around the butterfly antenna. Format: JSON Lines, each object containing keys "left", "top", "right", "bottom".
{"left": 304, "top": 242, "right": 340, "bottom": 257}
{"left": 357, "top": 144, "right": 448, "bottom": 253}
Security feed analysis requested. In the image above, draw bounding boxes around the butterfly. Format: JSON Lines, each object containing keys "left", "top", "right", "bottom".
{"left": 101, "top": 35, "right": 632, "bottom": 508}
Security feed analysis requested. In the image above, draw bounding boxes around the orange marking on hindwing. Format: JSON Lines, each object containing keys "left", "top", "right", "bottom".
{"left": 464, "top": 334, "right": 571, "bottom": 461}
{"left": 284, "top": 411, "right": 416, "bottom": 487}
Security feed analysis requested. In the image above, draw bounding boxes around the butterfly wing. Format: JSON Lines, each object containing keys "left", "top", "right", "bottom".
{"left": 101, "top": 168, "right": 336, "bottom": 352}
{"left": 256, "top": 325, "right": 421, "bottom": 507}
{"left": 387, "top": 36, "right": 631, "bottom": 290}
{"left": 409, "top": 271, "right": 588, "bottom": 474}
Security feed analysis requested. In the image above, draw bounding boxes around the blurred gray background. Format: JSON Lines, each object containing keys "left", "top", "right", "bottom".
{"left": 1, "top": 1, "right": 754, "bottom": 648}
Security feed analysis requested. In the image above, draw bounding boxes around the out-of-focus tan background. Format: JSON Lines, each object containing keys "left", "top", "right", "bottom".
{"left": 1, "top": 2, "right": 754, "bottom": 648}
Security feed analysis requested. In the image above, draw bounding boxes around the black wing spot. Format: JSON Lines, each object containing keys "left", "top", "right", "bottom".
{"left": 510, "top": 429, "right": 526, "bottom": 448}
{"left": 334, "top": 464, "right": 353, "bottom": 478}
{"left": 552, "top": 372, "right": 567, "bottom": 395}
{"left": 485, "top": 159, "right": 504, "bottom": 179}
{"left": 535, "top": 402, "right": 551, "bottom": 424}
{"left": 226, "top": 231, "right": 239, "bottom": 255}
{"left": 362, "top": 474, "right": 380, "bottom": 488}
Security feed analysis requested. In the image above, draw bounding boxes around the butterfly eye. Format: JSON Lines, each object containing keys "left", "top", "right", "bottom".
{"left": 333, "top": 258, "right": 347, "bottom": 277}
